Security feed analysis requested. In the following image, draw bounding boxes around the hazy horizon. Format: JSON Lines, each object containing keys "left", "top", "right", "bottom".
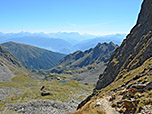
{"left": 0, "top": 31, "right": 126, "bottom": 36}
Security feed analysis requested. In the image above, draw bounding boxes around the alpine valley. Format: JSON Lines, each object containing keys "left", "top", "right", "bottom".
{"left": 0, "top": 0, "right": 152, "bottom": 114}
{"left": 0, "top": 40, "right": 117, "bottom": 113}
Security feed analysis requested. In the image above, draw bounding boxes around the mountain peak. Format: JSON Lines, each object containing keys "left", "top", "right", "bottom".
{"left": 96, "top": 42, "right": 102, "bottom": 47}
{"left": 109, "top": 41, "right": 114, "bottom": 45}
{"left": 137, "top": 0, "right": 152, "bottom": 26}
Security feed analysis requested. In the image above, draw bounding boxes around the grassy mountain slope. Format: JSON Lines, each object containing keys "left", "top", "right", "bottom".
{"left": 73, "top": 0, "right": 152, "bottom": 113}
{"left": 1, "top": 42, "right": 66, "bottom": 70}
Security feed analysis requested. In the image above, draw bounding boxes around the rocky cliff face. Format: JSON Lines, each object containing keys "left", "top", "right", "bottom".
{"left": 73, "top": 0, "right": 152, "bottom": 113}
{"left": 96, "top": 0, "right": 152, "bottom": 90}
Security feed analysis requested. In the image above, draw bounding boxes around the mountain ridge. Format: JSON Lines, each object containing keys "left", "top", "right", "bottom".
{"left": 44, "top": 42, "right": 117, "bottom": 83}
{"left": 50, "top": 42, "right": 117, "bottom": 72}
{"left": 1, "top": 42, "right": 66, "bottom": 70}
{"left": 96, "top": 0, "right": 152, "bottom": 90}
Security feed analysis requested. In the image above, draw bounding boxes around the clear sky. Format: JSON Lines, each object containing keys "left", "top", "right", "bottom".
{"left": 0, "top": 0, "right": 143, "bottom": 35}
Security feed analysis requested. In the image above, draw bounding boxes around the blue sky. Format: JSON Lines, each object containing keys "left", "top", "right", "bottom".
{"left": 0, "top": 0, "right": 143, "bottom": 35}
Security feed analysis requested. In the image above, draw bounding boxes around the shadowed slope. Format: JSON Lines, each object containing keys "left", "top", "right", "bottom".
{"left": 1, "top": 42, "right": 66, "bottom": 70}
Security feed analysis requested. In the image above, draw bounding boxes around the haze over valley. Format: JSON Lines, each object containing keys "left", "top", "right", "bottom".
{"left": 0, "top": 32, "right": 125, "bottom": 54}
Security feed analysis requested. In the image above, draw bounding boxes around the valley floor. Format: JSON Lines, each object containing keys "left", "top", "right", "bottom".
{"left": 0, "top": 72, "right": 94, "bottom": 114}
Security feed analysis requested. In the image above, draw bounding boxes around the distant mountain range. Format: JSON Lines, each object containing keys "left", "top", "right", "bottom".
{"left": 73, "top": 34, "right": 123, "bottom": 51}
{"left": 1, "top": 42, "right": 66, "bottom": 70}
{"left": 0, "top": 32, "right": 126, "bottom": 54}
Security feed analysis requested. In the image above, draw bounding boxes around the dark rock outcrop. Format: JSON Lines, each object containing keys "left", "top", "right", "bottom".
{"left": 96, "top": 0, "right": 152, "bottom": 90}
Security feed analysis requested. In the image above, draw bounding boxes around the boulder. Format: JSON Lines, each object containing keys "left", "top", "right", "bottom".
{"left": 132, "top": 84, "right": 146, "bottom": 89}
{"left": 41, "top": 92, "right": 51, "bottom": 96}
{"left": 131, "top": 84, "right": 146, "bottom": 92}
{"left": 111, "top": 103, "right": 117, "bottom": 107}
{"left": 95, "top": 102, "right": 101, "bottom": 107}
{"left": 145, "top": 81, "right": 152, "bottom": 90}
{"left": 123, "top": 99, "right": 138, "bottom": 111}
{"left": 57, "top": 77, "right": 61, "bottom": 80}
{"left": 40, "top": 86, "right": 45, "bottom": 91}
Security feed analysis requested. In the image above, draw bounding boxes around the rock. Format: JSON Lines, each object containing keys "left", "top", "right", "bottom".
{"left": 136, "top": 93, "right": 142, "bottom": 98}
{"left": 0, "top": 87, "right": 18, "bottom": 100}
{"left": 119, "top": 89, "right": 128, "bottom": 95}
{"left": 57, "top": 77, "right": 61, "bottom": 80}
{"left": 130, "top": 84, "right": 146, "bottom": 92}
{"left": 117, "top": 101, "right": 122, "bottom": 105}
{"left": 145, "top": 81, "right": 152, "bottom": 90}
{"left": 84, "top": 83, "right": 88, "bottom": 85}
{"left": 111, "top": 103, "right": 117, "bottom": 107}
{"left": 123, "top": 100, "right": 134, "bottom": 111}
{"left": 41, "top": 92, "right": 51, "bottom": 96}
{"left": 7, "top": 100, "right": 76, "bottom": 114}
{"left": 123, "top": 99, "right": 139, "bottom": 111}
{"left": 95, "top": 102, "right": 101, "bottom": 107}
{"left": 117, "top": 108, "right": 123, "bottom": 113}
{"left": 132, "top": 84, "right": 146, "bottom": 89}
{"left": 117, "top": 104, "right": 122, "bottom": 108}
{"left": 109, "top": 95, "right": 115, "bottom": 101}
{"left": 40, "top": 86, "right": 45, "bottom": 91}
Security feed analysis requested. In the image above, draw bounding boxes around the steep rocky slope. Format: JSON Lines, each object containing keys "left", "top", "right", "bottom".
{"left": 73, "top": 0, "right": 152, "bottom": 113}
{"left": 1, "top": 42, "right": 66, "bottom": 70}
{"left": 0, "top": 46, "right": 23, "bottom": 82}
{"left": 0, "top": 45, "right": 25, "bottom": 108}
{"left": 96, "top": 0, "right": 152, "bottom": 90}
